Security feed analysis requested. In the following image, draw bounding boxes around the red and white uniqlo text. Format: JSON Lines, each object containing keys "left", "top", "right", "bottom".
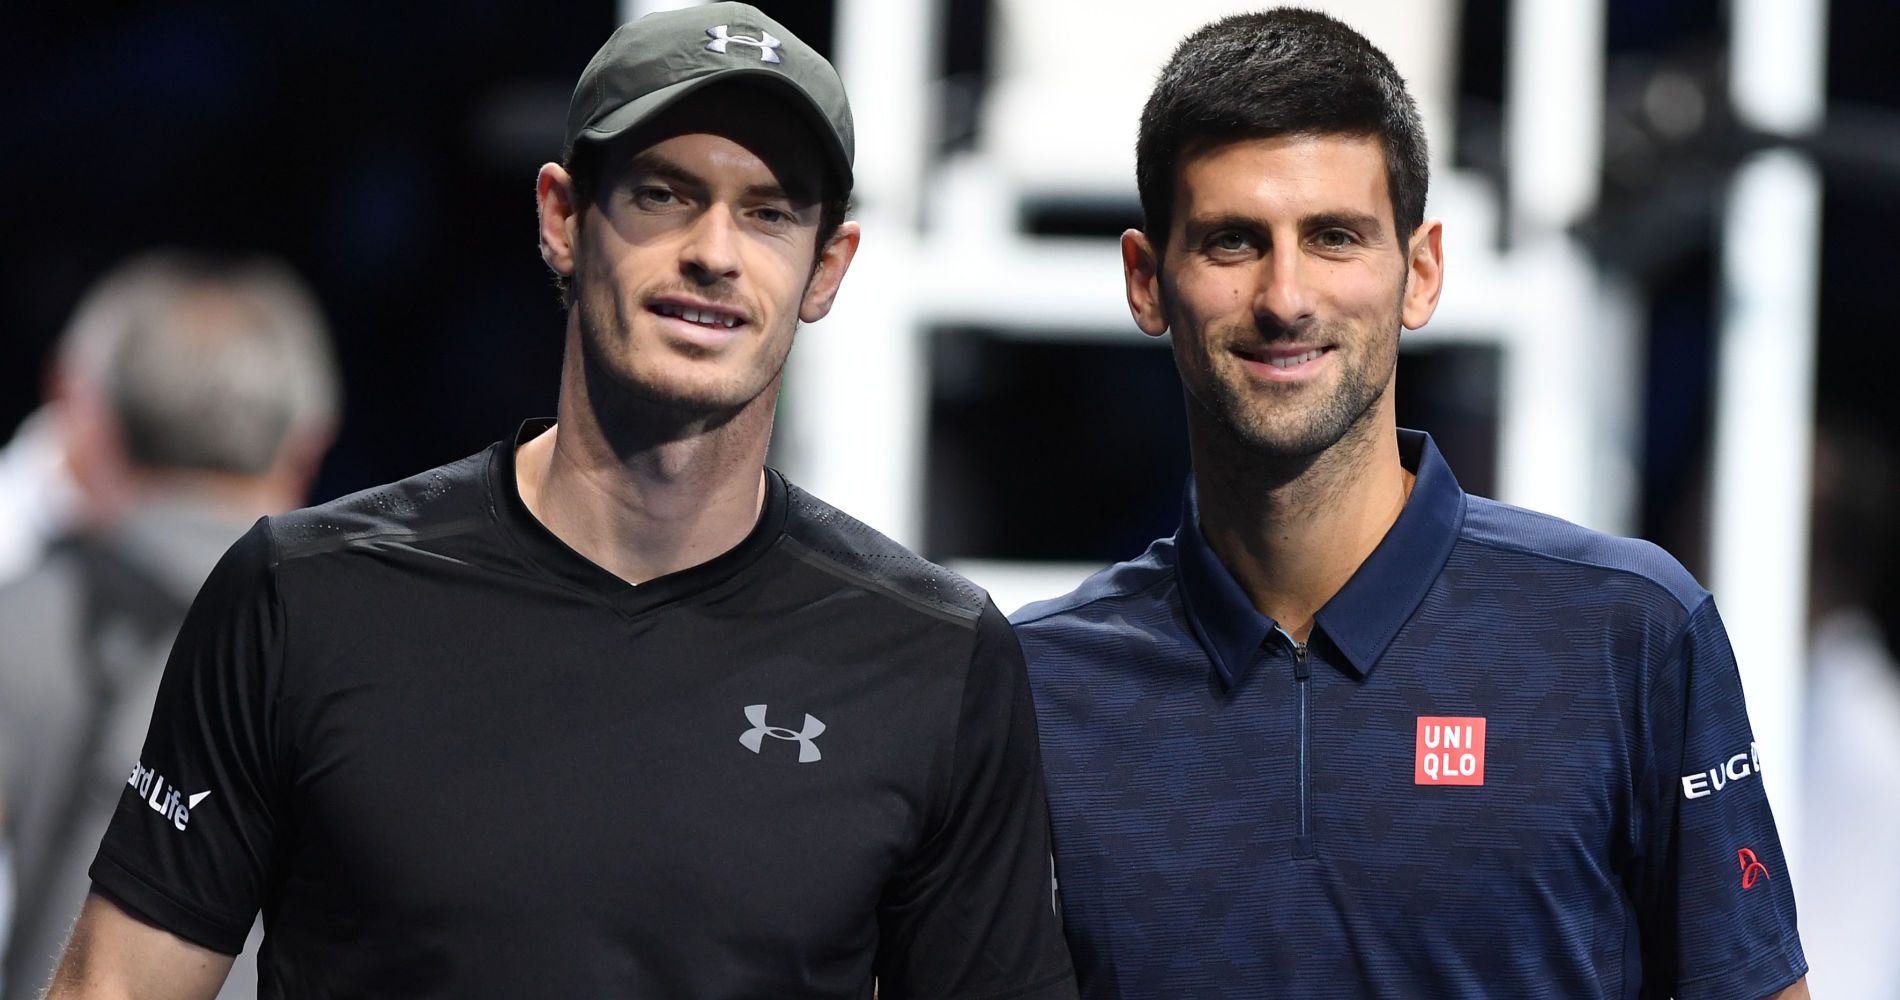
{"left": 1415, "top": 716, "right": 1486, "bottom": 786}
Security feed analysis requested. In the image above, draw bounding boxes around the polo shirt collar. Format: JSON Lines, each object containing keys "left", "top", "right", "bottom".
{"left": 1174, "top": 429, "right": 1467, "bottom": 687}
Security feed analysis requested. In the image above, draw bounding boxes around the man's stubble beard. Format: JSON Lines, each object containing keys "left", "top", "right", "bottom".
{"left": 1169, "top": 283, "right": 1404, "bottom": 463}
{"left": 573, "top": 274, "right": 795, "bottom": 421}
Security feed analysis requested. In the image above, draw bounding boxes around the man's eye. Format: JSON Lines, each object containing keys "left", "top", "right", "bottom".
{"left": 1316, "top": 229, "right": 1355, "bottom": 248}
{"left": 1210, "top": 232, "right": 1251, "bottom": 251}
{"left": 632, "top": 186, "right": 678, "bottom": 207}
{"left": 755, "top": 206, "right": 790, "bottom": 225}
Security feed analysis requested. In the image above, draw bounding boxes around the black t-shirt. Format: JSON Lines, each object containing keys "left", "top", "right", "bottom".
{"left": 90, "top": 423, "right": 1075, "bottom": 1000}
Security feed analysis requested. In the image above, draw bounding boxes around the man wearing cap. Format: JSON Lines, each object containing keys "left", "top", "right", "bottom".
{"left": 42, "top": 6, "right": 1076, "bottom": 999}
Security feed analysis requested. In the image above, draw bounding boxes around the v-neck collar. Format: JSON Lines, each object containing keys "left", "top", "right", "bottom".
{"left": 489, "top": 419, "right": 787, "bottom": 616}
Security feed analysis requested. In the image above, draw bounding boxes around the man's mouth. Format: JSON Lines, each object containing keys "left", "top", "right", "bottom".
{"left": 1267, "top": 347, "right": 1327, "bottom": 368}
{"left": 651, "top": 301, "right": 745, "bottom": 329}
{"left": 1234, "top": 344, "right": 1333, "bottom": 367}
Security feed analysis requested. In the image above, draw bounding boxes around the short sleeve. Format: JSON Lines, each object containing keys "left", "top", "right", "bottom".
{"left": 1629, "top": 596, "right": 1807, "bottom": 1000}
{"left": 88, "top": 518, "right": 284, "bottom": 955}
{"left": 875, "top": 602, "right": 1077, "bottom": 1000}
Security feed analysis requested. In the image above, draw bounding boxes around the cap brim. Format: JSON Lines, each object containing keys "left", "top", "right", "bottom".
{"left": 572, "top": 68, "right": 852, "bottom": 198}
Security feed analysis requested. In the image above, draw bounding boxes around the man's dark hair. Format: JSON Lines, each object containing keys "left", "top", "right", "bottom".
{"left": 1136, "top": 8, "right": 1429, "bottom": 252}
{"left": 554, "top": 139, "right": 850, "bottom": 310}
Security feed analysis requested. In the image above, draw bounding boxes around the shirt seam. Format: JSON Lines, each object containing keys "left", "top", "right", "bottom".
{"left": 92, "top": 853, "right": 252, "bottom": 947}
{"left": 1672, "top": 944, "right": 1805, "bottom": 989}
{"left": 779, "top": 536, "right": 982, "bottom": 629}
{"left": 1009, "top": 566, "right": 1174, "bottom": 627}
{"left": 1458, "top": 532, "right": 1706, "bottom": 616}
{"left": 927, "top": 607, "right": 994, "bottom": 848}
{"left": 273, "top": 516, "right": 490, "bottom": 562}
{"left": 261, "top": 520, "right": 293, "bottom": 815}
{"left": 1633, "top": 592, "right": 1714, "bottom": 812}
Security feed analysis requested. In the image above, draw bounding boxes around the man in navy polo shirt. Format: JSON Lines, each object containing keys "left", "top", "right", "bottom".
{"left": 1012, "top": 9, "right": 1809, "bottom": 999}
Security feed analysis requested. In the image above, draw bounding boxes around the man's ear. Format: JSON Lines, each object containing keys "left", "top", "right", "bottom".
{"left": 799, "top": 221, "right": 862, "bottom": 323}
{"left": 1400, "top": 218, "right": 1445, "bottom": 331}
{"left": 1121, "top": 229, "right": 1169, "bottom": 338}
{"left": 537, "top": 163, "right": 581, "bottom": 280}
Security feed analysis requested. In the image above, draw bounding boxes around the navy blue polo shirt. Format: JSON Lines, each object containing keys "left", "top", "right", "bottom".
{"left": 1013, "top": 430, "right": 1806, "bottom": 1000}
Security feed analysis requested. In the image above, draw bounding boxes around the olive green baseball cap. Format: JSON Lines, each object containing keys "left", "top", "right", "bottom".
{"left": 564, "top": 2, "right": 855, "bottom": 197}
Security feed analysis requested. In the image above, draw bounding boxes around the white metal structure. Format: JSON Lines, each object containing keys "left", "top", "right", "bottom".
{"left": 1711, "top": 0, "right": 1829, "bottom": 880}
{"left": 1501, "top": 0, "right": 1635, "bottom": 533}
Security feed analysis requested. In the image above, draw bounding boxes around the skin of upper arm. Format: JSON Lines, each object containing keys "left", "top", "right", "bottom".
{"left": 41, "top": 893, "right": 233, "bottom": 1000}
{"left": 1763, "top": 977, "right": 1810, "bottom": 1000}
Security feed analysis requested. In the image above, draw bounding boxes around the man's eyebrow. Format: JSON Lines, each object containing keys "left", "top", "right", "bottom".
{"left": 742, "top": 180, "right": 818, "bottom": 207}
{"left": 619, "top": 151, "right": 818, "bottom": 207}
{"left": 621, "top": 152, "right": 705, "bottom": 190}
{"left": 1303, "top": 211, "right": 1387, "bottom": 237}
{"left": 1183, "top": 213, "right": 1268, "bottom": 235}
{"left": 1181, "top": 210, "right": 1391, "bottom": 246}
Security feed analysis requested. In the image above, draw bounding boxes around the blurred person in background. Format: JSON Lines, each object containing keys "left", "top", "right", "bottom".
{"left": 0, "top": 411, "right": 83, "bottom": 586}
{"left": 35, "top": 6, "right": 1073, "bottom": 999}
{"left": 0, "top": 251, "right": 211, "bottom": 586}
{"left": 0, "top": 250, "right": 340, "bottom": 1000}
{"left": 1798, "top": 416, "right": 1900, "bottom": 999}
{"left": 1012, "top": 9, "right": 1807, "bottom": 999}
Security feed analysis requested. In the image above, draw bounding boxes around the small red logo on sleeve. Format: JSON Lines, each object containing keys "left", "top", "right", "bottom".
{"left": 1415, "top": 717, "right": 1486, "bottom": 785}
{"left": 1738, "top": 848, "right": 1770, "bottom": 889}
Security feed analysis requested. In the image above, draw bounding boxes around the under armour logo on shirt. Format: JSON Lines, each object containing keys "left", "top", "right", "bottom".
{"left": 705, "top": 25, "right": 782, "bottom": 63}
{"left": 740, "top": 704, "right": 825, "bottom": 762}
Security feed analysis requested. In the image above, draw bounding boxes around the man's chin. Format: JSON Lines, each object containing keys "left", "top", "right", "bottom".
{"left": 1233, "top": 427, "right": 1338, "bottom": 461}
{"left": 1215, "top": 399, "right": 1354, "bottom": 460}
{"left": 596, "top": 361, "right": 776, "bottom": 419}
{"left": 621, "top": 377, "right": 752, "bottom": 416}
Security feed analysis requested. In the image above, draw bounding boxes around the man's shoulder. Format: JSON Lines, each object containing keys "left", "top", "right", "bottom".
{"left": 779, "top": 479, "right": 992, "bottom": 628}
{"left": 1009, "top": 537, "right": 1179, "bottom": 635}
{"left": 266, "top": 446, "right": 498, "bottom": 563}
{"left": 1456, "top": 494, "right": 1708, "bottom": 615}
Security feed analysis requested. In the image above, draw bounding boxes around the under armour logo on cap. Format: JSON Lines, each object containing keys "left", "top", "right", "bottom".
{"left": 564, "top": 4, "right": 855, "bottom": 196}
{"left": 705, "top": 25, "right": 782, "bottom": 63}
{"left": 740, "top": 704, "right": 824, "bottom": 762}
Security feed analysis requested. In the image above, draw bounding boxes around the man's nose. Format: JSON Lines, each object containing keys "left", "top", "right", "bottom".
{"left": 680, "top": 204, "right": 742, "bottom": 285}
{"left": 1253, "top": 247, "right": 1315, "bottom": 329}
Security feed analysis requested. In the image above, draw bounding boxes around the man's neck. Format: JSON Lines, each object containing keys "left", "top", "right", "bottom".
{"left": 515, "top": 361, "right": 777, "bottom": 587}
{"left": 1191, "top": 403, "right": 1412, "bottom": 645}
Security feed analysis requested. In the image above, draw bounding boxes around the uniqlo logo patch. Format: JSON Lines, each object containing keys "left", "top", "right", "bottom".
{"left": 1415, "top": 716, "right": 1486, "bottom": 785}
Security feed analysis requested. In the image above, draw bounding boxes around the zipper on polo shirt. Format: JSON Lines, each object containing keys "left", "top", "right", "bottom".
{"left": 1292, "top": 640, "right": 1314, "bottom": 858}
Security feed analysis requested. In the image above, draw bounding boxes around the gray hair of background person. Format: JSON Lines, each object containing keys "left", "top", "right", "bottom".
{"left": 55, "top": 251, "right": 341, "bottom": 476}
